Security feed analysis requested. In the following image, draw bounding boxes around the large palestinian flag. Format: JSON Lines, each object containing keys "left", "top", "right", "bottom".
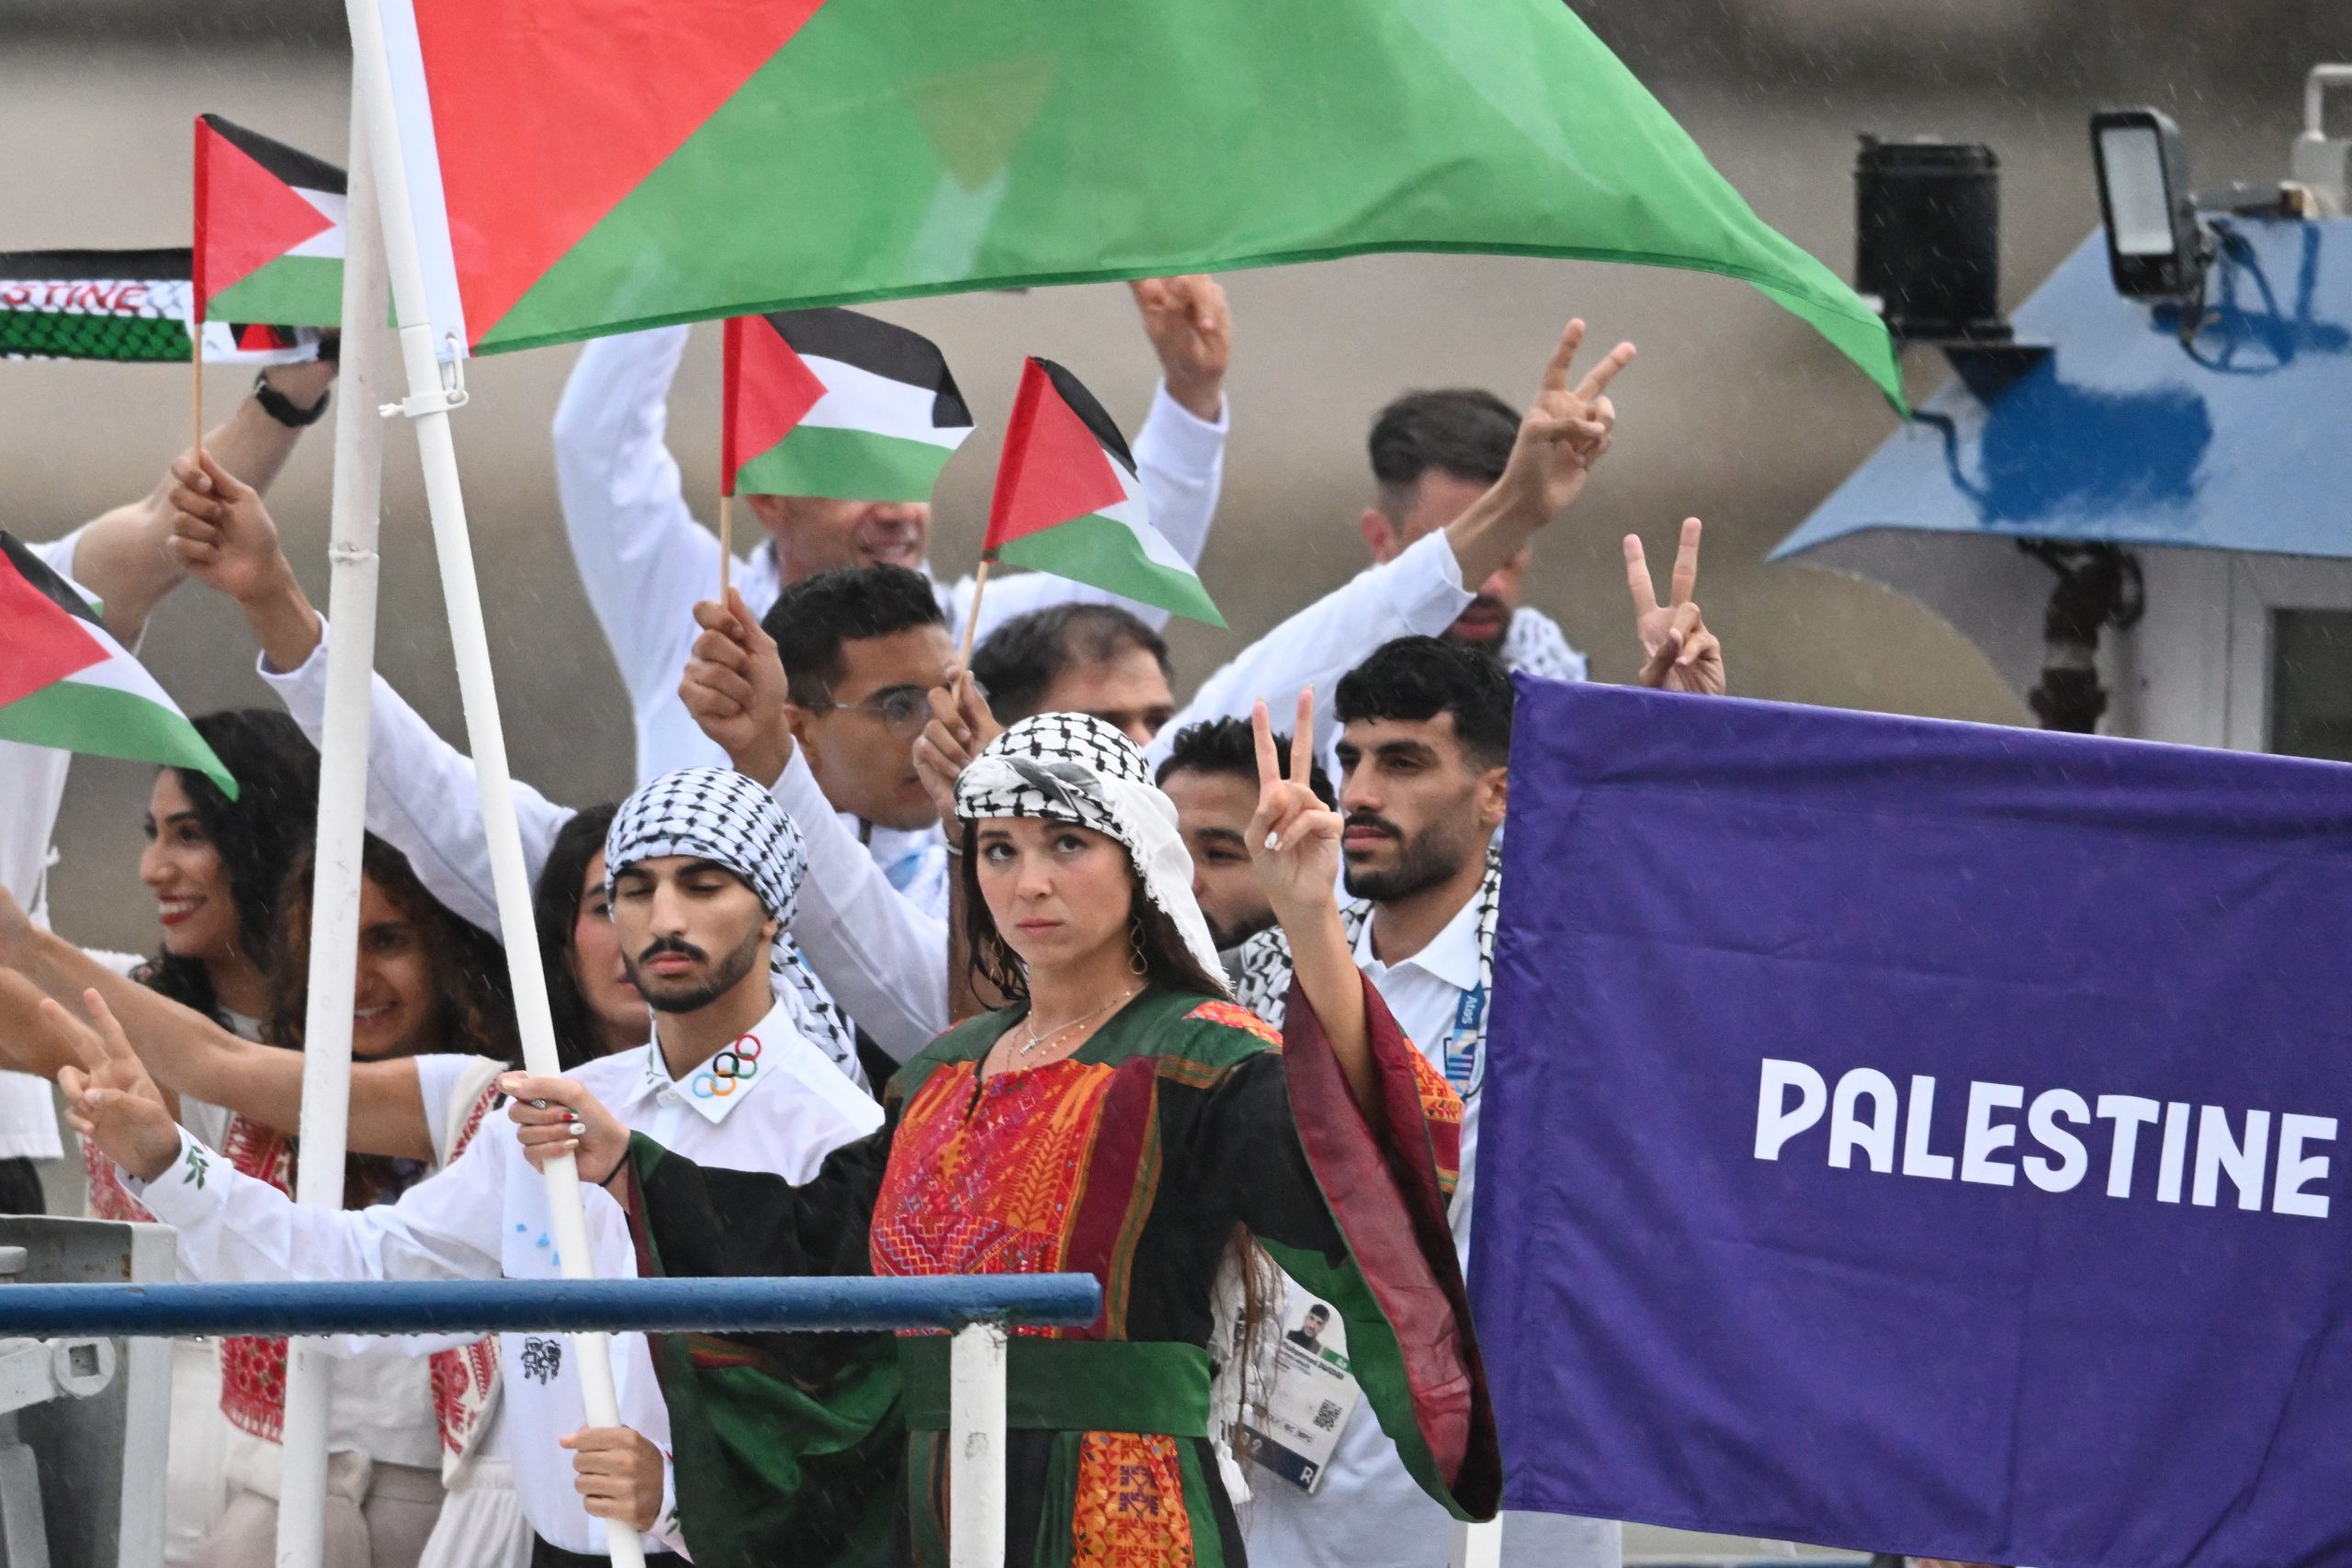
{"left": 722, "top": 310, "right": 973, "bottom": 502}
{"left": 0, "top": 249, "right": 327, "bottom": 364}
{"left": 984, "top": 358, "right": 1223, "bottom": 627}
{"left": 195, "top": 115, "right": 346, "bottom": 330}
{"left": 0, "top": 534, "right": 236, "bottom": 796}
{"left": 364, "top": 0, "right": 1900, "bottom": 401}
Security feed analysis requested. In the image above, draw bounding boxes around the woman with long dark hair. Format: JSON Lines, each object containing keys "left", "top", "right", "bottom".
{"left": 496, "top": 707, "right": 1499, "bottom": 1568}
{"left": 134, "top": 707, "right": 320, "bottom": 1031}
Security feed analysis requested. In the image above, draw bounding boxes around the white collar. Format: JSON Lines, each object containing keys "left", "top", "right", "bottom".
{"left": 628, "top": 998, "right": 805, "bottom": 1126}
{"left": 1355, "top": 886, "right": 1485, "bottom": 996}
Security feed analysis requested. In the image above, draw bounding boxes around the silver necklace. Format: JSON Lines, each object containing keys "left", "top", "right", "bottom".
{"left": 1015, "top": 987, "right": 1138, "bottom": 1057}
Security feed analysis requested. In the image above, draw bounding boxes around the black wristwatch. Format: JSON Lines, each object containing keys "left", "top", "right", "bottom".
{"left": 252, "top": 372, "right": 331, "bottom": 428}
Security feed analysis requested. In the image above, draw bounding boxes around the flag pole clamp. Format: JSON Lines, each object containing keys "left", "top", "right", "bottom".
{"left": 380, "top": 334, "right": 469, "bottom": 420}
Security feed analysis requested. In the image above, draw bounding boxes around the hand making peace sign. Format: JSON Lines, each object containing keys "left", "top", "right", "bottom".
{"left": 54, "top": 989, "right": 182, "bottom": 1183}
{"left": 1625, "top": 517, "right": 1726, "bottom": 696}
{"left": 1494, "top": 319, "right": 1637, "bottom": 525}
{"left": 1245, "top": 690, "right": 1344, "bottom": 929}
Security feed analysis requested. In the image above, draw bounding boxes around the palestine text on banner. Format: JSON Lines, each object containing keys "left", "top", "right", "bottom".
{"left": 722, "top": 309, "right": 974, "bottom": 502}
{"left": 1472, "top": 678, "right": 2352, "bottom": 1568}
{"left": 195, "top": 114, "right": 348, "bottom": 330}
{"left": 986, "top": 357, "right": 1224, "bottom": 627}
{"left": 0, "top": 249, "right": 327, "bottom": 364}
{"left": 0, "top": 533, "right": 237, "bottom": 797}
{"left": 363, "top": 0, "right": 1900, "bottom": 401}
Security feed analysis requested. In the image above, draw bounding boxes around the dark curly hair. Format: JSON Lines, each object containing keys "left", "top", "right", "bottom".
{"left": 956, "top": 818, "right": 1226, "bottom": 1005}
{"left": 271, "top": 834, "right": 519, "bottom": 1209}
{"left": 270, "top": 834, "right": 519, "bottom": 1067}
{"left": 142, "top": 709, "right": 320, "bottom": 1025}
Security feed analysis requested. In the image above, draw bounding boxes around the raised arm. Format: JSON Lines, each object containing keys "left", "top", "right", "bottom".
{"left": 168, "top": 457, "right": 572, "bottom": 931}
{"left": 1151, "top": 321, "right": 1633, "bottom": 761}
{"left": 2, "top": 889, "right": 437, "bottom": 1161}
{"left": 554, "top": 327, "right": 741, "bottom": 784}
{"left": 61, "top": 359, "right": 335, "bottom": 643}
{"left": 1246, "top": 692, "right": 1374, "bottom": 1116}
{"left": 948, "top": 276, "right": 1233, "bottom": 643}
{"left": 680, "top": 592, "right": 950, "bottom": 1053}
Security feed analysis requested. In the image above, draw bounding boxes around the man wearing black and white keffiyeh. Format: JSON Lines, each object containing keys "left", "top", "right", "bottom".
{"left": 604, "top": 764, "right": 860, "bottom": 1079}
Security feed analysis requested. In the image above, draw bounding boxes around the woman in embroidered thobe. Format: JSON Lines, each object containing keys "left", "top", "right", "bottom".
{"left": 515, "top": 708, "right": 1499, "bottom": 1568}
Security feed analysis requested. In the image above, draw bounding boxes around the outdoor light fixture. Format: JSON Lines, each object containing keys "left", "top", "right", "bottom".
{"left": 2091, "top": 108, "right": 2206, "bottom": 300}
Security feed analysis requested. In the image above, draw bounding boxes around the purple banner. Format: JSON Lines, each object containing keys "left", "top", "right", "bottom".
{"left": 1473, "top": 679, "right": 2352, "bottom": 1568}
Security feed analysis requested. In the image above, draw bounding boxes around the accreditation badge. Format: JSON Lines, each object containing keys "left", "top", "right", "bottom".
{"left": 1442, "top": 983, "right": 1486, "bottom": 1094}
{"left": 1238, "top": 1292, "right": 1364, "bottom": 1494}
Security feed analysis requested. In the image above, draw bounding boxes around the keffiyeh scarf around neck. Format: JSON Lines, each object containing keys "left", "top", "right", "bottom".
{"left": 954, "top": 713, "right": 1230, "bottom": 991}
{"left": 605, "top": 767, "right": 860, "bottom": 1080}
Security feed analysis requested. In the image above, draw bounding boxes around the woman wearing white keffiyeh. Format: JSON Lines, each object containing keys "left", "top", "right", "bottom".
{"left": 508, "top": 705, "right": 1498, "bottom": 1567}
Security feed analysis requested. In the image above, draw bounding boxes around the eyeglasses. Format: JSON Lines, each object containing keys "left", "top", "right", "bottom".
{"left": 811, "top": 685, "right": 933, "bottom": 736}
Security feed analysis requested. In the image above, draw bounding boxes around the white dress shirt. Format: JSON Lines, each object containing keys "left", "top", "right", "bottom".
{"left": 0, "top": 529, "right": 88, "bottom": 1162}
{"left": 1144, "top": 527, "right": 1481, "bottom": 769}
{"left": 549, "top": 325, "right": 1231, "bottom": 788}
{"left": 129, "top": 998, "right": 884, "bottom": 1557}
{"left": 256, "top": 626, "right": 938, "bottom": 1058}
{"left": 1242, "top": 897, "right": 1619, "bottom": 1568}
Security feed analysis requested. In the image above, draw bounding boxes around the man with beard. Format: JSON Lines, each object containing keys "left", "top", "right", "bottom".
{"left": 1154, "top": 716, "right": 1335, "bottom": 955}
{"left": 1231, "top": 526, "right": 1721, "bottom": 1568}
{"left": 75, "top": 768, "right": 885, "bottom": 1567}
{"left": 1358, "top": 387, "right": 1592, "bottom": 681}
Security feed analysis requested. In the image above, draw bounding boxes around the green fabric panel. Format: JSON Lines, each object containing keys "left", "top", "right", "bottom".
{"left": 654, "top": 1331, "right": 902, "bottom": 1568}
{"left": 0, "top": 680, "right": 237, "bottom": 798}
{"left": 1026, "top": 1433, "right": 1081, "bottom": 1568}
{"left": 206, "top": 254, "right": 345, "bottom": 330}
{"left": 1174, "top": 1437, "right": 1229, "bottom": 1568}
{"left": 996, "top": 513, "right": 1226, "bottom": 628}
{"left": 478, "top": 0, "right": 1899, "bottom": 404}
{"left": 898, "top": 1335, "right": 1212, "bottom": 1435}
{"left": 736, "top": 422, "right": 956, "bottom": 503}
{"left": 1259, "top": 1235, "right": 1471, "bottom": 1520}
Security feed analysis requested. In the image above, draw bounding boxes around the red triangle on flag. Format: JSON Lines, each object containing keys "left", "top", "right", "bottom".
{"left": 194, "top": 118, "right": 335, "bottom": 314}
{"left": 413, "top": 0, "right": 825, "bottom": 345}
{"left": 0, "top": 554, "right": 106, "bottom": 708}
{"left": 722, "top": 315, "right": 828, "bottom": 496}
{"left": 985, "top": 359, "right": 1128, "bottom": 552}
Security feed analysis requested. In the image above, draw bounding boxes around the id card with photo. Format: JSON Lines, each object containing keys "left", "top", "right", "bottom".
{"left": 1238, "top": 1293, "right": 1363, "bottom": 1494}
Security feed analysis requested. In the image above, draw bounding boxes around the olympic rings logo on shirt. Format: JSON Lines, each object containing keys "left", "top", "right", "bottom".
{"left": 692, "top": 1034, "right": 764, "bottom": 1100}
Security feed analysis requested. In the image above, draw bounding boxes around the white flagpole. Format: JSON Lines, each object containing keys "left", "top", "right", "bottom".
{"left": 271, "top": 101, "right": 388, "bottom": 1568}
{"left": 336, "top": 7, "right": 648, "bottom": 1564}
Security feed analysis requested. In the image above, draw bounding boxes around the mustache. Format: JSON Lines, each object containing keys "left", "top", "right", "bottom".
{"left": 635, "top": 936, "right": 708, "bottom": 966}
{"left": 1342, "top": 811, "right": 1401, "bottom": 840}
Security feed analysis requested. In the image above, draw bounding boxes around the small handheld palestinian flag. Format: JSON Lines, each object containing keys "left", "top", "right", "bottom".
{"left": 0, "top": 249, "right": 328, "bottom": 365}
{"left": 194, "top": 115, "right": 347, "bottom": 331}
{"left": 982, "top": 358, "right": 1224, "bottom": 629}
{"left": 0, "top": 533, "right": 237, "bottom": 797}
{"left": 721, "top": 310, "right": 973, "bottom": 503}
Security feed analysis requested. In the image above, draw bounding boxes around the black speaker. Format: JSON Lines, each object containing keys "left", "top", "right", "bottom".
{"left": 1855, "top": 136, "right": 2003, "bottom": 340}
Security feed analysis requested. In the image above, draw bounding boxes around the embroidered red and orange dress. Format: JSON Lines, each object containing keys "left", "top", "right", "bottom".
{"left": 625, "top": 979, "right": 1498, "bottom": 1568}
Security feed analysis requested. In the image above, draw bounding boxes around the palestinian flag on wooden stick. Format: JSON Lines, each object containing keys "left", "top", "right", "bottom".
{"left": 359, "top": 0, "right": 1899, "bottom": 404}
{"left": 0, "top": 249, "right": 327, "bottom": 364}
{"left": 195, "top": 115, "right": 346, "bottom": 329}
{"left": 0, "top": 534, "right": 236, "bottom": 796}
{"left": 985, "top": 358, "right": 1223, "bottom": 627}
{"left": 722, "top": 310, "right": 972, "bottom": 502}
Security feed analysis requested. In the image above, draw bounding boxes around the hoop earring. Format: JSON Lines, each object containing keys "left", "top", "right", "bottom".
{"left": 1128, "top": 918, "right": 1148, "bottom": 976}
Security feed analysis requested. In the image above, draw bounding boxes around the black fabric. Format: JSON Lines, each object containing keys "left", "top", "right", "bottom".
{"left": 0, "top": 1157, "right": 44, "bottom": 1217}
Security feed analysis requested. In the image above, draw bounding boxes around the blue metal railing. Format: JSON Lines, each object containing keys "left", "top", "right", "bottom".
{"left": 0, "top": 1275, "right": 1102, "bottom": 1338}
